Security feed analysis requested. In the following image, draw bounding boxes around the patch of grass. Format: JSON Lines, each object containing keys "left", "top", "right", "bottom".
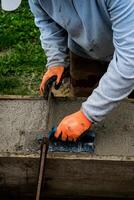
{"left": 0, "top": 0, "right": 47, "bottom": 95}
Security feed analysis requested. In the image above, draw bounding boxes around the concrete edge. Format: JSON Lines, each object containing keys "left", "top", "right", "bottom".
{"left": 0, "top": 95, "right": 133, "bottom": 103}
{"left": 0, "top": 95, "right": 44, "bottom": 100}
{"left": 0, "top": 95, "right": 77, "bottom": 101}
{"left": 0, "top": 152, "right": 134, "bottom": 161}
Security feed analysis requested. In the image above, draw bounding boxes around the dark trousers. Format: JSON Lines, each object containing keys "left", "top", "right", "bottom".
{"left": 70, "top": 51, "right": 134, "bottom": 98}
{"left": 70, "top": 51, "right": 109, "bottom": 97}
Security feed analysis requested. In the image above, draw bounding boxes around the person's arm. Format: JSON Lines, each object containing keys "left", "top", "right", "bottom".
{"left": 82, "top": 0, "right": 134, "bottom": 123}
{"left": 28, "top": 0, "right": 69, "bottom": 68}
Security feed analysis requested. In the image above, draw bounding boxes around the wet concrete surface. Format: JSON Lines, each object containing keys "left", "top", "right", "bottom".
{"left": 0, "top": 97, "right": 134, "bottom": 156}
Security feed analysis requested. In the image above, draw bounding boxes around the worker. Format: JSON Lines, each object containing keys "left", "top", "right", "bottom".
{"left": 29, "top": 0, "right": 134, "bottom": 142}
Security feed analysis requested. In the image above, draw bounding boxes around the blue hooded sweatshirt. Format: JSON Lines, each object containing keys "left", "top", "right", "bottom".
{"left": 29, "top": 0, "right": 134, "bottom": 123}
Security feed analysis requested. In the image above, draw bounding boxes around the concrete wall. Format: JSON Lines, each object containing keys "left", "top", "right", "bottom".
{"left": 0, "top": 96, "right": 134, "bottom": 199}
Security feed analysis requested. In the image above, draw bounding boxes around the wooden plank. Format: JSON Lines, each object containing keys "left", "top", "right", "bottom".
{"left": 0, "top": 156, "right": 134, "bottom": 199}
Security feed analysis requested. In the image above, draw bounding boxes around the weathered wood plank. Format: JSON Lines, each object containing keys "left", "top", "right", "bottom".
{"left": 0, "top": 156, "right": 134, "bottom": 199}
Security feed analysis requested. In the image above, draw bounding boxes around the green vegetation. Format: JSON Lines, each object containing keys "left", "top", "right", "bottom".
{"left": 0, "top": 0, "right": 47, "bottom": 95}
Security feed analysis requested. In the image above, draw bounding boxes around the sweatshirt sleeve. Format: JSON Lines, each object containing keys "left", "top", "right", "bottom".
{"left": 82, "top": 0, "right": 134, "bottom": 123}
{"left": 28, "top": 0, "right": 69, "bottom": 68}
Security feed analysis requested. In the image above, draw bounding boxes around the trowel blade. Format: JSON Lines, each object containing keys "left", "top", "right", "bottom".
{"left": 1, "top": 0, "right": 22, "bottom": 11}
{"left": 48, "top": 127, "right": 96, "bottom": 153}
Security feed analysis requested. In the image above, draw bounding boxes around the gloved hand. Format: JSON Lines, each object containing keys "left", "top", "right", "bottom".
{"left": 55, "top": 111, "right": 92, "bottom": 141}
{"left": 40, "top": 66, "right": 64, "bottom": 96}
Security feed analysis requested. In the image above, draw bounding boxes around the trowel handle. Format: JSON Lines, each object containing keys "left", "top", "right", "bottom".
{"left": 43, "top": 76, "right": 57, "bottom": 100}
{"left": 48, "top": 127, "right": 57, "bottom": 139}
{"left": 48, "top": 127, "right": 96, "bottom": 143}
{"left": 79, "top": 130, "right": 96, "bottom": 143}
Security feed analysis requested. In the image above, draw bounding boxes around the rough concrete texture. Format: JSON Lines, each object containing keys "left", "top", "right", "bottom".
{"left": 0, "top": 99, "right": 48, "bottom": 153}
{"left": 0, "top": 97, "right": 134, "bottom": 156}
{"left": 49, "top": 98, "right": 134, "bottom": 156}
{"left": 0, "top": 97, "right": 134, "bottom": 199}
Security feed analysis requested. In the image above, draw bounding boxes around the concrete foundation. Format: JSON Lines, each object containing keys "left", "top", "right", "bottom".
{"left": 0, "top": 96, "right": 134, "bottom": 199}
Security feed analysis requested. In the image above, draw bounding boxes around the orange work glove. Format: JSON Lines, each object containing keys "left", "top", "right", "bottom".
{"left": 40, "top": 66, "right": 64, "bottom": 96}
{"left": 55, "top": 111, "right": 92, "bottom": 141}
